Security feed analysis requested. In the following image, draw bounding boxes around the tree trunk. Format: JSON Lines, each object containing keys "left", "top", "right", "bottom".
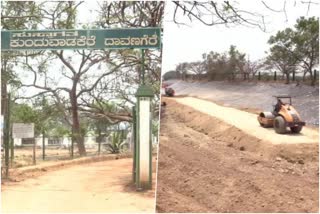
{"left": 285, "top": 72, "right": 290, "bottom": 84}
{"left": 292, "top": 70, "right": 295, "bottom": 81}
{"left": 97, "top": 129, "right": 102, "bottom": 155}
{"left": 42, "top": 130, "right": 45, "bottom": 160}
{"left": 308, "top": 68, "right": 315, "bottom": 86}
{"left": 308, "top": 69, "right": 313, "bottom": 80}
{"left": 302, "top": 71, "right": 307, "bottom": 82}
{"left": 1, "top": 60, "right": 9, "bottom": 177}
{"left": 70, "top": 91, "right": 86, "bottom": 156}
{"left": 1, "top": 60, "right": 8, "bottom": 116}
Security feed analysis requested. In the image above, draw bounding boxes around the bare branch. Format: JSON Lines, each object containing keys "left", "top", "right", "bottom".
{"left": 77, "top": 62, "right": 126, "bottom": 98}
{"left": 54, "top": 50, "right": 77, "bottom": 74}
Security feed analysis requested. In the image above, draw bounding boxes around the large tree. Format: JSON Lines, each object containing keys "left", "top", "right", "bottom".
{"left": 175, "top": 62, "right": 189, "bottom": 80}
{"left": 267, "top": 28, "right": 298, "bottom": 84}
{"left": 202, "top": 51, "right": 228, "bottom": 80}
{"left": 267, "top": 16, "right": 318, "bottom": 85}
{"left": 227, "top": 45, "right": 246, "bottom": 80}
{"left": 188, "top": 61, "right": 206, "bottom": 80}
{"left": 293, "top": 17, "right": 319, "bottom": 85}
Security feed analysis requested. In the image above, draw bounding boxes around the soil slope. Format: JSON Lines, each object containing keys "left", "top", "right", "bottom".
{"left": 156, "top": 98, "right": 319, "bottom": 213}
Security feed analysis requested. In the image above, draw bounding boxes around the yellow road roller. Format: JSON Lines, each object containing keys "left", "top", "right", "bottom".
{"left": 258, "top": 96, "right": 306, "bottom": 134}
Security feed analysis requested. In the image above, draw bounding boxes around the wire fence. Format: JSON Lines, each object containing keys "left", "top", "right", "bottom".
{"left": 1, "top": 140, "right": 131, "bottom": 176}
{"left": 176, "top": 70, "right": 319, "bottom": 84}
{"left": 1, "top": 136, "right": 158, "bottom": 178}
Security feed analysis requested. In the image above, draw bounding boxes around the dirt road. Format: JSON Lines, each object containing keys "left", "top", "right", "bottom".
{"left": 156, "top": 98, "right": 319, "bottom": 213}
{"left": 176, "top": 97, "right": 318, "bottom": 145}
{"left": 2, "top": 158, "right": 156, "bottom": 213}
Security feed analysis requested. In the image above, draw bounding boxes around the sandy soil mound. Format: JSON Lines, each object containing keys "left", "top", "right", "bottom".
{"left": 156, "top": 98, "right": 318, "bottom": 213}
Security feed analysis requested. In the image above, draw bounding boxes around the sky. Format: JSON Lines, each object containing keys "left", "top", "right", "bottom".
{"left": 161, "top": 0, "right": 319, "bottom": 73}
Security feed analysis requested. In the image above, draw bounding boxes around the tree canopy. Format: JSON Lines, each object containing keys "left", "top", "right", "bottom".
{"left": 267, "top": 16, "right": 319, "bottom": 84}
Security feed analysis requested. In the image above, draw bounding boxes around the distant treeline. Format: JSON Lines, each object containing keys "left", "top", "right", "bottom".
{"left": 163, "top": 69, "right": 318, "bottom": 83}
{"left": 164, "top": 17, "right": 319, "bottom": 86}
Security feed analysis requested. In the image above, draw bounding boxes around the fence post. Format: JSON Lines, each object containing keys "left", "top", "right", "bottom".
{"left": 274, "top": 71, "right": 277, "bottom": 81}
{"left": 132, "top": 106, "right": 136, "bottom": 183}
{"left": 8, "top": 94, "right": 14, "bottom": 167}
{"left": 98, "top": 136, "right": 101, "bottom": 156}
{"left": 292, "top": 71, "right": 295, "bottom": 81}
{"left": 33, "top": 138, "right": 36, "bottom": 165}
{"left": 4, "top": 94, "right": 10, "bottom": 178}
{"left": 10, "top": 129, "right": 13, "bottom": 166}
{"left": 42, "top": 131, "right": 45, "bottom": 160}
{"left": 71, "top": 129, "right": 74, "bottom": 159}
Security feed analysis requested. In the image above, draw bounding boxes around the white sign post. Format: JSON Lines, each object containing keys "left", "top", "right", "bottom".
{"left": 135, "top": 85, "right": 154, "bottom": 190}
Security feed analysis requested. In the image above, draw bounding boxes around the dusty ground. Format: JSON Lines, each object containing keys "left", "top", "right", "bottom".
{"left": 2, "top": 158, "right": 156, "bottom": 213}
{"left": 156, "top": 98, "right": 319, "bottom": 213}
{"left": 166, "top": 80, "right": 319, "bottom": 126}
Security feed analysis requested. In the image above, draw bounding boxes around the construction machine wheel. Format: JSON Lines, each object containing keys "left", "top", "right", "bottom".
{"left": 274, "top": 116, "right": 287, "bottom": 134}
{"left": 290, "top": 126, "right": 302, "bottom": 133}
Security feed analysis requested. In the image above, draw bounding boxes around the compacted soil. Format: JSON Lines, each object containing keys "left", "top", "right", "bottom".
{"left": 2, "top": 158, "right": 156, "bottom": 213}
{"left": 166, "top": 80, "right": 319, "bottom": 126}
{"left": 156, "top": 97, "right": 319, "bottom": 213}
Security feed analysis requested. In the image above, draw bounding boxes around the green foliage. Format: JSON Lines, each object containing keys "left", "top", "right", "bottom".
{"left": 227, "top": 45, "right": 246, "bottom": 79}
{"left": 1, "top": 1, "right": 43, "bottom": 97}
{"left": 267, "top": 27, "right": 299, "bottom": 84}
{"left": 10, "top": 98, "right": 71, "bottom": 137}
{"left": 267, "top": 16, "right": 319, "bottom": 85}
{"left": 152, "top": 120, "right": 159, "bottom": 138}
{"left": 52, "top": 125, "right": 70, "bottom": 137}
{"left": 53, "top": 1, "right": 79, "bottom": 29}
{"left": 11, "top": 103, "right": 39, "bottom": 124}
{"left": 175, "top": 45, "right": 247, "bottom": 81}
{"left": 1, "top": 1, "right": 42, "bottom": 30}
{"left": 203, "top": 51, "right": 228, "bottom": 80}
{"left": 10, "top": 103, "right": 41, "bottom": 135}
{"left": 105, "top": 131, "right": 126, "bottom": 154}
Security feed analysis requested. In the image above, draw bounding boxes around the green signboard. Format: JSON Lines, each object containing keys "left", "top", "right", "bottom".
{"left": 1, "top": 27, "right": 161, "bottom": 50}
